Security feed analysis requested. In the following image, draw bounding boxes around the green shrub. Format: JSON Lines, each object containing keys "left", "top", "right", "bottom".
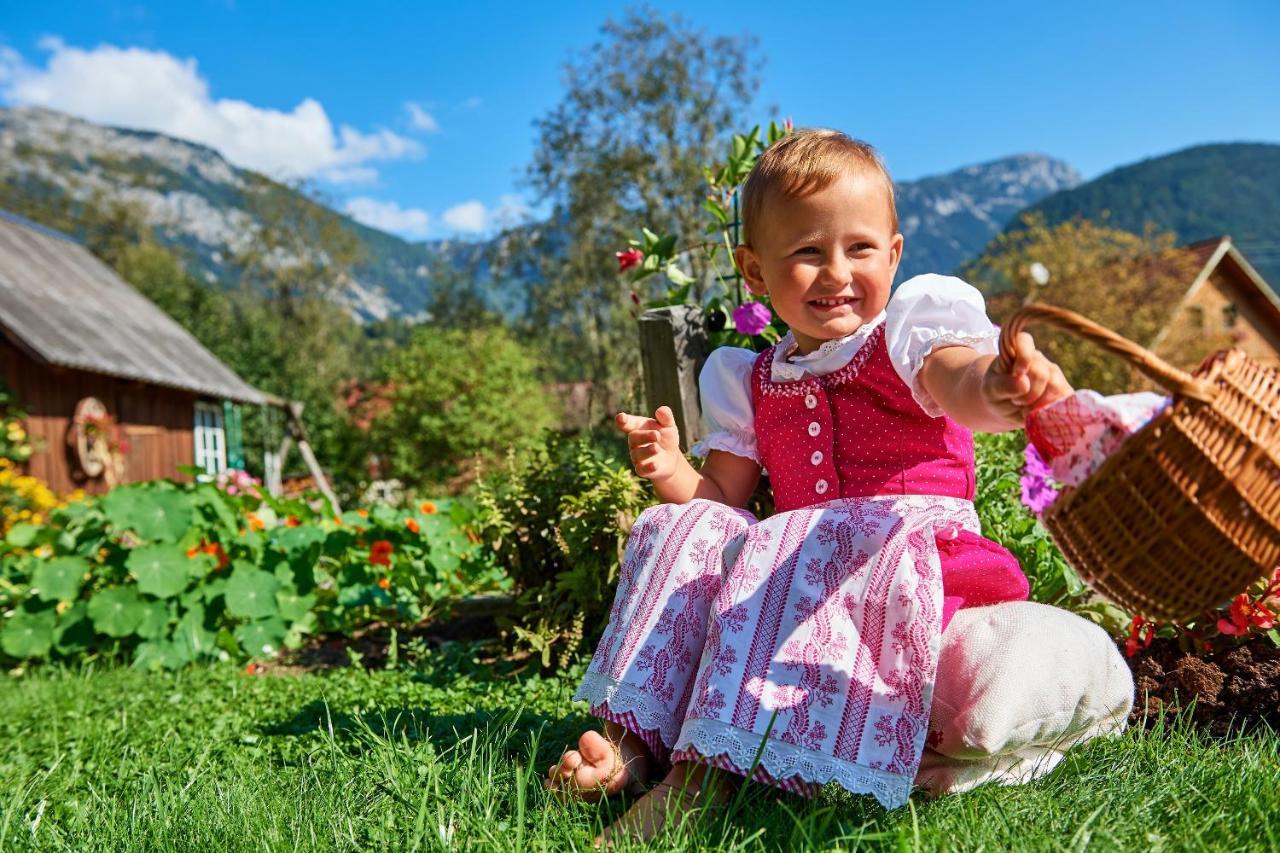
{"left": 473, "top": 430, "right": 649, "bottom": 666}
{"left": 974, "top": 431, "right": 1087, "bottom": 608}
{"left": 375, "top": 326, "right": 560, "bottom": 489}
{"left": 0, "top": 480, "right": 503, "bottom": 669}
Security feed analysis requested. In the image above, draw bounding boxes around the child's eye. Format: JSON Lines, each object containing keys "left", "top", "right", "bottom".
{"left": 848, "top": 242, "right": 873, "bottom": 253}
{"left": 794, "top": 246, "right": 820, "bottom": 255}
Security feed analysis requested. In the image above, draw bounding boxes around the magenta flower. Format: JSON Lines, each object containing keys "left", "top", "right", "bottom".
{"left": 1020, "top": 442, "right": 1059, "bottom": 514}
{"left": 733, "top": 301, "right": 772, "bottom": 336}
{"left": 616, "top": 247, "right": 644, "bottom": 273}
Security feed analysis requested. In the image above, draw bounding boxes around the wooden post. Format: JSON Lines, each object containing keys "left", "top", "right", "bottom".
{"left": 638, "top": 306, "right": 709, "bottom": 452}
{"left": 282, "top": 401, "right": 342, "bottom": 516}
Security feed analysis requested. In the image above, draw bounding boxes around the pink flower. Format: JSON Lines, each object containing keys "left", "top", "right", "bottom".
{"left": 733, "top": 301, "right": 772, "bottom": 336}
{"left": 783, "top": 117, "right": 794, "bottom": 133}
{"left": 1019, "top": 443, "right": 1059, "bottom": 514}
{"left": 616, "top": 247, "right": 644, "bottom": 273}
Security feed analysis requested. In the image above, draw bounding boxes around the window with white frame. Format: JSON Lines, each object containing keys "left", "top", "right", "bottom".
{"left": 193, "top": 401, "right": 227, "bottom": 476}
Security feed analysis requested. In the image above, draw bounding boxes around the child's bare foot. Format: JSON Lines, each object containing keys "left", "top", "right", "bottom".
{"left": 546, "top": 727, "right": 650, "bottom": 802}
{"left": 596, "top": 761, "right": 736, "bottom": 846}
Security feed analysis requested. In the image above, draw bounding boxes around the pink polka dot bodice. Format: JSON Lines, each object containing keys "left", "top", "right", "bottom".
{"left": 752, "top": 324, "right": 974, "bottom": 512}
{"left": 750, "top": 323, "right": 1030, "bottom": 625}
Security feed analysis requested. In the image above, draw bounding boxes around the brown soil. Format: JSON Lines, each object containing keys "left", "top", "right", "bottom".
{"left": 1125, "top": 636, "right": 1280, "bottom": 735}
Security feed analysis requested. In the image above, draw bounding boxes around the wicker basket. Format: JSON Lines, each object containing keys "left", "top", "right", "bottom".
{"left": 999, "top": 303, "right": 1280, "bottom": 622}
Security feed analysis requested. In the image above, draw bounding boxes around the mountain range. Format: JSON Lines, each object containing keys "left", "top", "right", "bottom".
{"left": 3, "top": 106, "right": 1276, "bottom": 320}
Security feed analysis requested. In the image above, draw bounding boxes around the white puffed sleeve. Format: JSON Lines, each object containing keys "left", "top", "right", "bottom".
{"left": 689, "top": 346, "right": 759, "bottom": 462}
{"left": 884, "top": 274, "right": 1000, "bottom": 417}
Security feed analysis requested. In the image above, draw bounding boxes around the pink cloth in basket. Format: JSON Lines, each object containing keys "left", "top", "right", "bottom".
{"left": 1026, "top": 390, "right": 1169, "bottom": 487}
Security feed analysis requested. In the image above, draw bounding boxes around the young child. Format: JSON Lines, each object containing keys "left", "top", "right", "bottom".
{"left": 546, "top": 129, "right": 1072, "bottom": 841}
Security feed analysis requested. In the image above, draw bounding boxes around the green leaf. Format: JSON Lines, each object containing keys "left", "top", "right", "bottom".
{"left": 33, "top": 556, "right": 88, "bottom": 602}
{"left": 127, "top": 544, "right": 190, "bottom": 598}
{"left": 1, "top": 609, "right": 56, "bottom": 658}
{"left": 224, "top": 568, "right": 281, "bottom": 620}
{"left": 272, "top": 525, "right": 327, "bottom": 556}
{"left": 88, "top": 586, "right": 146, "bottom": 638}
{"left": 173, "top": 604, "right": 217, "bottom": 662}
{"left": 133, "top": 640, "right": 189, "bottom": 671}
{"left": 5, "top": 522, "right": 40, "bottom": 548}
{"left": 664, "top": 263, "right": 696, "bottom": 286}
{"left": 235, "top": 617, "right": 287, "bottom": 657}
{"left": 136, "top": 598, "right": 171, "bottom": 640}
{"left": 54, "top": 602, "right": 94, "bottom": 654}
{"left": 276, "top": 588, "right": 316, "bottom": 623}
{"left": 102, "top": 486, "right": 194, "bottom": 543}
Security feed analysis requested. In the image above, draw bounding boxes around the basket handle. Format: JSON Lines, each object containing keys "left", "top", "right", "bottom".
{"left": 998, "top": 303, "right": 1218, "bottom": 403}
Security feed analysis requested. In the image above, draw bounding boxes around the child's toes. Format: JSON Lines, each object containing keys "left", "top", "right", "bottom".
{"left": 577, "top": 730, "right": 615, "bottom": 768}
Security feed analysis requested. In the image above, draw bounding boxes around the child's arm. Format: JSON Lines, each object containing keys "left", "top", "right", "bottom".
{"left": 615, "top": 406, "right": 761, "bottom": 507}
{"left": 919, "top": 331, "right": 1072, "bottom": 432}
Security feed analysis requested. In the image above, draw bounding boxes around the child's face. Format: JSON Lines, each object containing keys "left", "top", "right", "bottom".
{"left": 735, "top": 170, "right": 903, "bottom": 355}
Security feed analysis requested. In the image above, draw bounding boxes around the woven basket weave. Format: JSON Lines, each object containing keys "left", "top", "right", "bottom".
{"left": 999, "top": 303, "right": 1280, "bottom": 622}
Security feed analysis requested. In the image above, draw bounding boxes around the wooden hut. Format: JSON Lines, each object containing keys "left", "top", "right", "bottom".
{"left": 0, "top": 211, "right": 269, "bottom": 496}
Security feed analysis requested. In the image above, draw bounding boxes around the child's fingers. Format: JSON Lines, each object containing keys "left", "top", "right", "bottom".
{"left": 615, "top": 411, "right": 656, "bottom": 433}
{"left": 986, "top": 367, "right": 1030, "bottom": 400}
{"left": 627, "top": 429, "right": 662, "bottom": 449}
{"left": 654, "top": 405, "right": 676, "bottom": 429}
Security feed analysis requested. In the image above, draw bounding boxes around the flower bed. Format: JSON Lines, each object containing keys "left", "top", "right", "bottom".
{"left": 0, "top": 475, "right": 503, "bottom": 669}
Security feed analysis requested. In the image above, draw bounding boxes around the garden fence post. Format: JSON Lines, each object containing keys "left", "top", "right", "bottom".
{"left": 638, "top": 305, "right": 708, "bottom": 453}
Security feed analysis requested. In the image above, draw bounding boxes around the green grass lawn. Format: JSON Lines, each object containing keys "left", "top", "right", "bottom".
{"left": 2, "top": 647, "right": 1277, "bottom": 851}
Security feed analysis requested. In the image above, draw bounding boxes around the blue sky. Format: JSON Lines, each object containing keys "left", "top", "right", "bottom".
{"left": 2, "top": 1, "right": 1277, "bottom": 241}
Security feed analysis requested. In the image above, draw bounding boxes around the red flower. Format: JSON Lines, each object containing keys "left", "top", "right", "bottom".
{"left": 616, "top": 247, "right": 644, "bottom": 273}
{"left": 1124, "top": 614, "right": 1155, "bottom": 657}
{"left": 285, "top": 515, "right": 301, "bottom": 527}
{"left": 368, "top": 539, "right": 393, "bottom": 567}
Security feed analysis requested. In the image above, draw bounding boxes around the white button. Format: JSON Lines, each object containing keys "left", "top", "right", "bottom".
{"left": 804, "top": 394, "right": 818, "bottom": 409}
{"left": 815, "top": 479, "right": 829, "bottom": 495}
{"left": 807, "top": 422, "right": 821, "bottom": 437}
{"left": 811, "top": 450, "right": 823, "bottom": 465}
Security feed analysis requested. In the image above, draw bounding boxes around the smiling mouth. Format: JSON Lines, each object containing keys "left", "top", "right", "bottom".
{"left": 809, "top": 296, "right": 858, "bottom": 309}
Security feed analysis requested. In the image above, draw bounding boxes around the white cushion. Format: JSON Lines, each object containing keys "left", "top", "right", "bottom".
{"left": 916, "top": 600, "right": 1134, "bottom": 794}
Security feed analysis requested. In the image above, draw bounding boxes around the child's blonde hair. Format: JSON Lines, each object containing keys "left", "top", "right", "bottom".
{"left": 740, "top": 129, "right": 897, "bottom": 246}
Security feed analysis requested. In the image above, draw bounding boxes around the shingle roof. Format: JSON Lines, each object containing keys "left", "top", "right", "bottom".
{"left": 0, "top": 210, "right": 268, "bottom": 404}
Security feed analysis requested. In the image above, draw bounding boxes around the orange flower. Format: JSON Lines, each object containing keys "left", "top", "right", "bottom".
{"left": 357, "top": 508, "right": 369, "bottom": 518}
{"left": 334, "top": 515, "right": 343, "bottom": 526}
{"left": 247, "top": 513, "right": 265, "bottom": 532}
{"left": 377, "top": 577, "right": 391, "bottom": 590}
{"left": 368, "top": 539, "right": 393, "bottom": 567}
{"left": 420, "top": 501, "right": 438, "bottom": 514}
{"left": 186, "top": 545, "right": 201, "bottom": 558}
{"left": 285, "top": 515, "right": 301, "bottom": 527}
{"left": 406, "top": 517, "right": 420, "bottom": 534}
{"left": 203, "top": 542, "right": 229, "bottom": 570}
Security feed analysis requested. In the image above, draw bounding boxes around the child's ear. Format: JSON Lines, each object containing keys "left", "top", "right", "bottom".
{"left": 734, "top": 245, "right": 768, "bottom": 297}
{"left": 888, "top": 233, "right": 904, "bottom": 277}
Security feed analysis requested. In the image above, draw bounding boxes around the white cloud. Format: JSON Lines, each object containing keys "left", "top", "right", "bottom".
{"left": 492, "top": 193, "right": 531, "bottom": 228}
{"left": 442, "top": 200, "right": 488, "bottom": 233}
{"left": 344, "top": 197, "right": 431, "bottom": 238}
{"left": 460, "top": 96, "right": 482, "bottom": 110}
{"left": 1, "top": 38, "right": 423, "bottom": 180}
{"left": 404, "top": 101, "right": 440, "bottom": 133}
{"left": 324, "top": 165, "right": 380, "bottom": 185}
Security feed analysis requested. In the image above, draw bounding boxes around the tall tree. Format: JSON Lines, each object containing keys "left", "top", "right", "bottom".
{"left": 513, "top": 8, "right": 759, "bottom": 413}
{"left": 967, "top": 214, "right": 1203, "bottom": 393}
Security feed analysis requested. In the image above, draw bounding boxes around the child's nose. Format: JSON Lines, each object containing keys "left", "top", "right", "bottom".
{"left": 820, "top": 253, "right": 853, "bottom": 286}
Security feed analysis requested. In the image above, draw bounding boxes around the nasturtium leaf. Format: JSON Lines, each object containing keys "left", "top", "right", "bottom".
{"left": 235, "top": 617, "right": 286, "bottom": 657}
{"left": 127, "top": 544, "right": 190, "bottom": 598}
{"left": 136, "top": 598, "right": 171, "bottom": 640}
{"left": 1, "top": 609, "right": 56, "bottom": 658}
{"left": 370, "top": 505, "right": 398, "bottom": 527}
{"left": 275, "top": 587, "right": 316, "bottom": 623}
{"left": 337, "top": 583, "right": 390, "bottom": 609}
{"left": 33, "top": 556, "right": 88, "bottom": 602}
{"left": 200, "top": 576, "right": 228, "bottom": 604}
{"left": 273, "top": 525, "right": 326, "bottom": 555}
{"left": 224, "top": 568, "right": 280, "bottom": 620}
{"left": 5, "top": 522, "right": 40, "bottom": 548}
{"left": 133, "top": 639, "right": 188, "bottom": 671}
{"left": 54, "top": 601, "right": 94, "bottom": 654}
{"left": 88, "top": 586, "right": 145, "bottom": 637}
{"left": 194, "top": 485, "right": 238, "bottom": 533}
{"left": 102, "top": 486, "right": 194, "bottom": 543}
{"left": 173, "top": 604, "right": 216, "bottom": 662}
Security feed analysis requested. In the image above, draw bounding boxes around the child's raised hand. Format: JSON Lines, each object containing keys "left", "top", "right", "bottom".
{"left": 982, "top": 331, "right": 1073, "bottom": 423}
{"left": 615, "top": 406, "right": 683, "bottom": 482}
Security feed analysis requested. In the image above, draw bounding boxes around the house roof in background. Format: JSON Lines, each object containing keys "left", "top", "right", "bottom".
{"left": 1184, "top": 235, "right": 1280, "bottom": 318}
{"left": 0, "top": 210, "right": 269, "bottom": 405}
